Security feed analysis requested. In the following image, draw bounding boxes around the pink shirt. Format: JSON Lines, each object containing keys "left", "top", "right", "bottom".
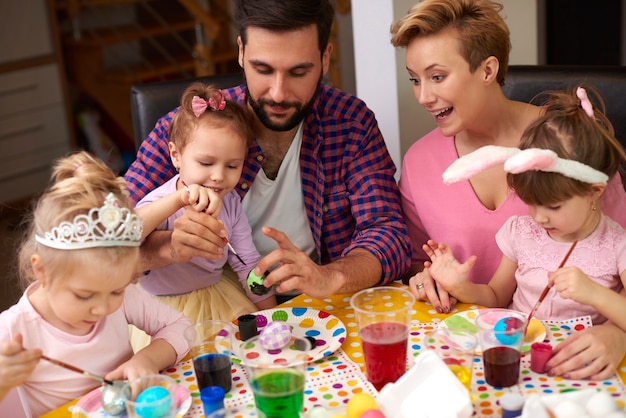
{"left": 0, "top": 283, "right": 190, "bottom": 417}
{"left": 400, "top": 128, "right": 626, "bottom": 284}
{"left": 498, "top": 215, "right": 626, "bottom": 323}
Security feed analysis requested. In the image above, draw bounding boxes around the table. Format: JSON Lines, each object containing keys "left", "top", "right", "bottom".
{"left": 44, "top": 283, "right": 626, "bottom": 417}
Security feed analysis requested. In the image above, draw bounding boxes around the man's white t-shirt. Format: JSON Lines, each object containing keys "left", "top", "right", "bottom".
{"left": 242, "top": 123, "right": 316, "bottom": 260}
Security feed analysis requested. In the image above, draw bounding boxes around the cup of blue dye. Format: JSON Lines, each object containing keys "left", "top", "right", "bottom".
{"left": 184, "top": 320, "right": 234, "bottom": 393}
{"left": 123, "top": 374, "right": 178, "bottom": 418}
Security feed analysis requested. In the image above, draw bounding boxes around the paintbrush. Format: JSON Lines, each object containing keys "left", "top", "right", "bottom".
{"left": 527, "top": 240, "right": 578, "bottom": 325}
{"left": 223, "top": 237, "right": 247, "bottom": 265}
{"left": 41, "top": 354, "right": 114, "bottom": 385}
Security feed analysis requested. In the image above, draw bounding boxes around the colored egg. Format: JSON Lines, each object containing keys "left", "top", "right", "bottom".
{"left": 259, "top": 320, "right": 292, "bottom": 350}
{"left": 135, "top": 386, "right": 171, "bottom": 418}
{"left": 347, "top": 393, "right": 379, "bottom": 418}
{"left": 360, "top": 409, "right": 386, "bottom": 418}
{"left": 494, "top": 317, "right": 524, "bottom": 345}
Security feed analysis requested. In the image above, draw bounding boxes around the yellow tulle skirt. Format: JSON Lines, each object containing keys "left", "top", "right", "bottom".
{"left": 129, "top": 267, "right": 257, "bottom": 352}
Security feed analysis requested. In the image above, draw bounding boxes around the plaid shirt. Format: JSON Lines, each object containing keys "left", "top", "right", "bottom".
{"left": 124, "top": 83, "right": 411, "bottom": 283}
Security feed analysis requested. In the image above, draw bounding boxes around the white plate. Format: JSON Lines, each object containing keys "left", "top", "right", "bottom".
{"left": 232, "top": 307, "right": 346, "bottom": 362}
{"left": 71, "top": 384, "right": 191, "bottom": 418}
{"left": 438, "top": 309, "right": 547, "bottom": 354}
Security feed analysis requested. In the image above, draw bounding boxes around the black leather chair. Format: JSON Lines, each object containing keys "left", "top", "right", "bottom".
{"left": 503, "top": 65, "right": 626, "bottom": 148}
{"left": 130, "top": 72, "right": 244, "bottom": 151}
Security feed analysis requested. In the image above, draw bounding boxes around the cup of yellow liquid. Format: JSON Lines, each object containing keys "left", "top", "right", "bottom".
{"left": 424, "top": 328, "right": 477, "bottom": 391}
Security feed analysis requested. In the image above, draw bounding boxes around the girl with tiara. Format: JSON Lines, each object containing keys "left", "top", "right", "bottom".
{"left": 0, "top": 151, "right": 190, "bottom": 417}
{"left": 425, "top": 85, "right": 626, "bottom": 331}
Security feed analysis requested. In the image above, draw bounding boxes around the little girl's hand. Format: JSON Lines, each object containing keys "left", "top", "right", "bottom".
{"left": 0, "top": 334, "right": 41, "bottom": 394}
{"left": 104, "top": 357, "right": 158, "bottom": 384}
{"left": 550, "top": 266, "right": 595, "bottom": 305}
{"left": 183, "top": 184, "right": 222, "bottom": 217}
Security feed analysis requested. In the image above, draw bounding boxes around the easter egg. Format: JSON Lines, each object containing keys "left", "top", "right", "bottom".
{"left": 347, "top": 393, "right": 379, "bottom": 418}
{"left": 360, "top": 409, "right": 386, "bottom": 418}
{"left": 135, "top": 385, "right": 171, "bottom": 418}
{"left": 494, "top": 317, "right": 524, "bottom": 345}
{"left": 259, "top": 320, "right": 292, "bottom": 350}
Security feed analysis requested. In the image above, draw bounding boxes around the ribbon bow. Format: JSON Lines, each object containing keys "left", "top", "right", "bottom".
{"left": 443, "top": 145, "right": 608, "bottom": 185}
{"left": 191, "top": 94, "right": 226, "bottom": 117}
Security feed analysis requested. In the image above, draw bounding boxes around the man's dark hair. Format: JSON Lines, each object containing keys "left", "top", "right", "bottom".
{"left": 235, "top": 0, "right": 335, "bottom": 54}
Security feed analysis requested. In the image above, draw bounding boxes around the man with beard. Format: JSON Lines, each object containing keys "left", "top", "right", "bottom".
{"left": 124, "top": 0, "right": 411, "bottom": 299}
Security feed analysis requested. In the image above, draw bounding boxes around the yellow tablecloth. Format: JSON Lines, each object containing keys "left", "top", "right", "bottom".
{"left": 43, "top": 283, "right": 626, "bottom": 417}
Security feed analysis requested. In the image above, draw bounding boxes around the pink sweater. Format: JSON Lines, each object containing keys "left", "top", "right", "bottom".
{"left": 400, "top": 128, "right": 626, "bottom": 284}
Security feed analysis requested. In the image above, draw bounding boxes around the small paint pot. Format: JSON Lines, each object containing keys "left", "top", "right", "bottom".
{"left": 530, "top": 342, "right": 553, "bottom": 373}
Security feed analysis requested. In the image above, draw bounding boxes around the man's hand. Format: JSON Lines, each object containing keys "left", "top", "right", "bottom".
{"left": 139, "top": 209, "right": 226, "bottom": 271}
{"left": 255, "top": 226, "right": 381, "bottom": 298}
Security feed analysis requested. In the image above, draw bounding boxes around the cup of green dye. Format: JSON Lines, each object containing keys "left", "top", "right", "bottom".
{"left": 239, "top": 335, "right": 311, "bottom": 418}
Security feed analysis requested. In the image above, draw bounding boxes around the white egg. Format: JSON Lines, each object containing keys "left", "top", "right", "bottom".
{"left": 553, "top": 399, "right": 588, "bottom": 418}
{"left": 604, "top": 413, "right": 626, "bottom": 418}
{"left": 585, "top": 391, "right": 619, "bottom": 417}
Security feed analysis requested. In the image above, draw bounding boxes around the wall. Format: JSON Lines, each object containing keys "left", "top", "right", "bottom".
{"left": 351, "top": 0, "right": 539, "bottom": 175}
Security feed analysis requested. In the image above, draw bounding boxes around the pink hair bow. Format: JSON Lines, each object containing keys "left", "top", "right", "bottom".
{"left": 576, "top": 87, "right": 594, "bottom": 118}
{"left": 443, "top": 145, "right": 608, "bottom": 185}
{"left": 191, "top": 94, "right": 226, "bottom": 117}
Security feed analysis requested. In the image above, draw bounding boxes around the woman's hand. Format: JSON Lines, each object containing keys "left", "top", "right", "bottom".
{"left": 547, "top": 322, "right": 626, "bottom": 380}
{"left": 408, "top": 266, "right": 457, "bottom": 314}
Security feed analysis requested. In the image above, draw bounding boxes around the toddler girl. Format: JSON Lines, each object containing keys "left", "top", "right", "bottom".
{"left": 427, "top": 86, "right": 626, "bottom": 327}
{"left": 135, "top": 82, "right": 277, "bottom": 328}
{"left": 0, "top": 151, "right": 190, "bottom": 417}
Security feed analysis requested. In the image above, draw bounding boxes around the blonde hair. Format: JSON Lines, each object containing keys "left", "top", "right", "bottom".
{"left": 170, "top": 82, "right": 255, "bottom": 152}
{"left": 510, "top": 85, "right": 626, "bottom": 205}
{"left": 17, "top": 151, "right": 138, "bottom": 289}
{"left": 390, "top": 0, "right": 511, "bottom": 85}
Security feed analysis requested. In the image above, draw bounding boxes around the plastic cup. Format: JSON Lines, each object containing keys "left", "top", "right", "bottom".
{"left": 475, "top": 309, "right": 527, "bottom": 387}
{"left": 350, "top": 286, "right": 415, "bottom": 390}
{"left": 123, "top": 374, "right": 178, "bottom": 418}
{"left": 184, "top": 320, "right": 234, "bottom": 393}
{"left": 425, "top": 328, "right": 477, "bottom": 391}
{"left": 239, "top": 335, "right": 311, "bottom": 418}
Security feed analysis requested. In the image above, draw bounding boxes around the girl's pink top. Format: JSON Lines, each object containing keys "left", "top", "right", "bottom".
{"left": 498, "top": 214, "right": 626, "bottom": 323}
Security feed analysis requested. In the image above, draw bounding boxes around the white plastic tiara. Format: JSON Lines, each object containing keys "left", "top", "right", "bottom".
{"left": 35, "top": 193, "right": 143, "bottom": 250}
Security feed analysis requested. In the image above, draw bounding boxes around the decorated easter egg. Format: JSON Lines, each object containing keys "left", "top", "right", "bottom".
{"left": 135, "top": 385, "right": 171, "bottom": 418}
{"left": 259, "top": 320, "right": 292, "bottom": 350}
{"left": 347, "top": 393, "right": 379, "bottom": 418}
{"left": 494, "top": 317, "right": 524, "bottom": 345}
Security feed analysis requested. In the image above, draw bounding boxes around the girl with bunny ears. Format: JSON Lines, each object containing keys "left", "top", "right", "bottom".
{"left": 427, "top": 86, "right": 626, "bottom": 334}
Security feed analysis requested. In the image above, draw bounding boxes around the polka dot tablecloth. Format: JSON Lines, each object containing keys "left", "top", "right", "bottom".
{"left": 164, "top": 345, "right": 377, "bottom": 417}
{"left": 44, "top": 284, "right": 626, "bottom": 418}
{"left": 406, "top": 314, "right": 626, "bottom": 418}
{"left": 279, "top": 293, "right": 626, "bottom": 418}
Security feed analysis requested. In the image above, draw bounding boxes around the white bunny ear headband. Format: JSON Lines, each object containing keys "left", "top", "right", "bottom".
{"left": 442, "top": 145, "right": 608, "bottom": 185}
